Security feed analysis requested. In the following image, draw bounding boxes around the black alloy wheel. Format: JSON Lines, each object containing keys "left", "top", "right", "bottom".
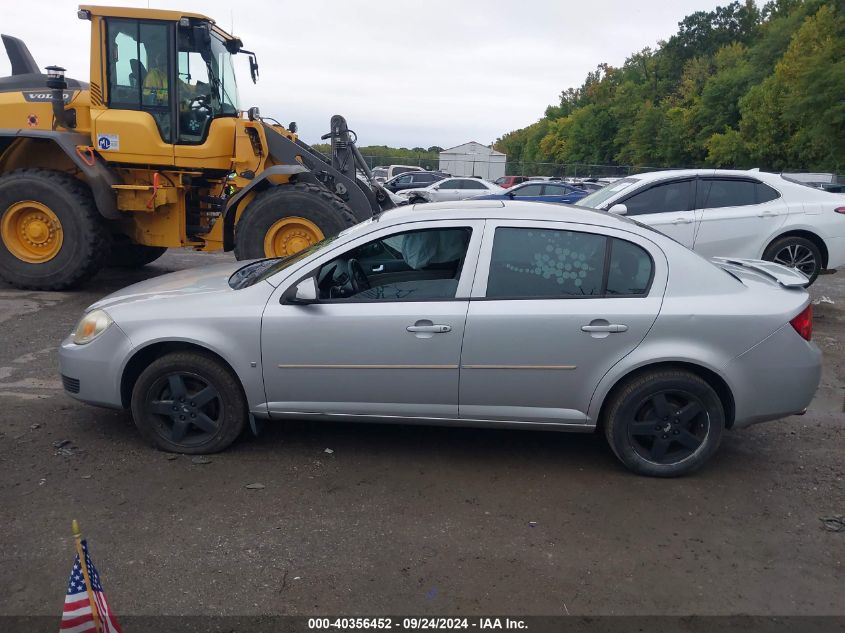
{"left": 130, "top": 351, "right": 247, "bottom": 453}
{"left": 603, "top": 369, "right": 724, "bottom": 477}
{"left": 626, "top": 390, "right": 709, "bottom": 464}
{"left": 146, "top": 372, "right": 223, "bottom": 447}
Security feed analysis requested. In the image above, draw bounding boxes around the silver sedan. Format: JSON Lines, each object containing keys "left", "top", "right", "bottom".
{"left": 58, "top": 201, "right": 822, "bottom": 476}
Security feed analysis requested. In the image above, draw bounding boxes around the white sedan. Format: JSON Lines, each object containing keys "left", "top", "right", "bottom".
{"left": 397, "top": 177, "right": 505, "bottom": 203}
{"left": 578, "top": 169, "right": 845, "bottom": 284}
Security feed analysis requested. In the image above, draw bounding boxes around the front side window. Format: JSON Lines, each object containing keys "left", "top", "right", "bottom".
{"left": 439, "top": 179, "right": 463, "bottom": 189}
{"left": 315, "top": 227, "right": 472, "bottom": 302}
{"left": 393, "top": 174, "right": 414, "bottom": 185}
{"left": 106, "top": 19, "right": 172, "bottom": 141}
{"left": 486, "top": 228, "right": 653, "bottom": 299}
{"left": 622, "top": 179, "right": 693, "bottom": 215}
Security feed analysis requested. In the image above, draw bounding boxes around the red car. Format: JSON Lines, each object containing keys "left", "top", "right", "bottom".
{"left": 494, "top": 176, "right": 530, "bottom": 189}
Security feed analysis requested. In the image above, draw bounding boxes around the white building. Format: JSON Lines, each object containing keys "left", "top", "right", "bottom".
{"left": 439, "top": 142, "right": 506, "bottom": 181}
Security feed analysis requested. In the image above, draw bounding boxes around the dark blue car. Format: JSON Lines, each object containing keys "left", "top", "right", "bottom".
{"left": 472, "top": 181, "right": 589, "bottom": 204}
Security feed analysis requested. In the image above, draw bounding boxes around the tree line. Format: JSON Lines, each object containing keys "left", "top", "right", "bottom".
{"left": 493, "top": 0, "right": 844, "bottom": 173}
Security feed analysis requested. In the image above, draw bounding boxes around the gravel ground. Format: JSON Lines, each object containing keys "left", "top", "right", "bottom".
{"left": 0, "top": 251, "right": 842, "bottom": 617}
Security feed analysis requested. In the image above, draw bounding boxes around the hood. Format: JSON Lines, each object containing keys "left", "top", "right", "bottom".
{"left": 88, "top": 261, "right": 246, "bottom": 313}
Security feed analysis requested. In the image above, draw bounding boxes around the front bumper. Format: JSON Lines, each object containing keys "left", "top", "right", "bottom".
{"left": 726, "top": 323, "right": 822, "bottom": 428}
{"left": 58, "top": 323, "right": 133, "bottom": 409}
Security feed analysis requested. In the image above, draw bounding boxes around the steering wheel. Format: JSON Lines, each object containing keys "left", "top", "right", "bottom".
{"left": 346, "top": 258, "right": 371, "bottom": 294}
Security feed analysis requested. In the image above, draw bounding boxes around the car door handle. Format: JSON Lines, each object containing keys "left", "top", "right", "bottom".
{"left": 757, "top": 211, "right": 776, "bottom": 218}
{"left": 581, "top": 324, "right": 628, "bottom": 333}
{"left": 671, "top": 217, "right": 693, "bottom": 225}
{"left": 372, "top": 264, "right": 384, "bottom": 272}
{"left": 407, "top": 324, "right": 451, "bottom": 333}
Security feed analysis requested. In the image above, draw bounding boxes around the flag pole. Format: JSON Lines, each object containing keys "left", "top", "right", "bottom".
{"left": 71, "top": 520, "right": 103, "bottom": 633}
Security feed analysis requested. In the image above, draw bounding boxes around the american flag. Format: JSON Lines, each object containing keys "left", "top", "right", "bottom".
{"left": 61, "top": 540, "right": 122, "bottom": 633}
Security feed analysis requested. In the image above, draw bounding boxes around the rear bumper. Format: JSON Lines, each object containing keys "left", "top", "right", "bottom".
{"left": 727, "top": 323, "right": 822, "bottom": 428}
{"left": 823, "top": 236, "right": 844, "bottom": 270}
{"left": 58, "top": 324, "right": 133, "bottom": 409}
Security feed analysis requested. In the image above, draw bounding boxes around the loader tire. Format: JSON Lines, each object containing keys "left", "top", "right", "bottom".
{"left": 107, "top": 239, "right": 167, "bottom": 269}
{"left": 0, "top": 169, "right": 110, "bottom": 290}
{"left": 233, "top": 182, "right": 358, "bottom": 260}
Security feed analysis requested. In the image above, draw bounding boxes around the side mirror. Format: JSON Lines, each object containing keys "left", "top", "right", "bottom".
{"left": 285, "top": 277, "right": 318, "bottom": 304}
{"left": 607, "top": 203, "right": 628, "bottom": 215}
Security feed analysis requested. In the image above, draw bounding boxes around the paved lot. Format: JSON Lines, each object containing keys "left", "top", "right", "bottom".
{"left": 0, "top": 251, "right": 842, "bottom": 616}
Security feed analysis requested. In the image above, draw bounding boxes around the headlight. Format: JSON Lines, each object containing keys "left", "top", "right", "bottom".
{"left": 72, "top": 309, "right": 113, "bottom": 345}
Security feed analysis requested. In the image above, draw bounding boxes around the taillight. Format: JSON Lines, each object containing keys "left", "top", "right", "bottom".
{"left": 790, "top": 304, "right": 813, "bottom": 341}
{"left": 835, "top": 207, "right": 845, "bottom": 214}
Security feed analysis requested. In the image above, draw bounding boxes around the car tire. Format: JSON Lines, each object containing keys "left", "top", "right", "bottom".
{"left": 762, "top": 236, "right": 823, "bottom": 286}
{"left": 0, "top": 169, "right": 110, "bottom": 290}
{"left": 130, "top": 351, "right": 247, "bottom": 454}
{"left": 602, "top": 369, "right": 724, "bottom": 477}
{"left": 234, "top": 182, "right": 358, "bottom": 260}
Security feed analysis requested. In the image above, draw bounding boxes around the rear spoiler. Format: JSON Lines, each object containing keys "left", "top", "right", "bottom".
{"left": 711, "top": 257, "right": 808, "bottom": 288}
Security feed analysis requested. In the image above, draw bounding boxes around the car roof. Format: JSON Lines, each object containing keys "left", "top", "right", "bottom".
{"left": 626, "top": 168, "right": 788, "bottom": 183}
{"left": 376, "top": 200, "right": 644, "bottom": 232}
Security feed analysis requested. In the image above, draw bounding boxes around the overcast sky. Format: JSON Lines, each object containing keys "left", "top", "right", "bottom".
{"left": 3, "top": 0, "right": 724, "bottom": 148}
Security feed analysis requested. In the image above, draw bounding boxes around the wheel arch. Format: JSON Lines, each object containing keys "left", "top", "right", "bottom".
{"left": 120, "top": 340, "right": 247, "bottom": 409}
{"left": 766, "top": 229, "right": 829, "bottom": 269}
{"left": 593, "top": 361, "right": 736, "bottom": 431}
{"left": 0, "top": 130, "right": 120, "bottom": 219}
{"left": 222, "top": 165, "right": 318, "bottom": 250}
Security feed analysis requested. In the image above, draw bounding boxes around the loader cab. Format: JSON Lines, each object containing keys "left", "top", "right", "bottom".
{"left": 103, "top": 17, "right": 240, "bottom": 144}
{"left": 82, "top": 6, "right": 247, "bottom": 168}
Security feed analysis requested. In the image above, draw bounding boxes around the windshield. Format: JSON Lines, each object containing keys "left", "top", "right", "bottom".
{"left": 579, "top": 177, "right": 640, "bottom": 208}
{"left": 177, "top": 27, "right": 240, "bottom": 142}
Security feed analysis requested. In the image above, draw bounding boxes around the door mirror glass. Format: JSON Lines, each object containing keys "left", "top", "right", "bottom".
{"left": 608, "top": 203, "right": 628, "bottom": 215}
{"left": 287, "top": 277, "right": 318, "bottom": 304}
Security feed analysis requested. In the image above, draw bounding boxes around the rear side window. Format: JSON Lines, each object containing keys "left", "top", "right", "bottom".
{"left": 756, "top": 182, "right": 780, "bottom": 203}
{"left": 606, "top": 239, "right": 653, "bottom": 295}
{"left": 486, "top": 228, "right": 653, "bottom": 299}
{"left": 622, "top": 180, "right": 693, "bottom": 215}
{"left": 462, "top": 180, "right": 488, "bottom": 190}
{"left": 487, "top": 228, "right": 607, "bottom": 298}
{"left": 512, "top": 184, "right": 544, "bottom": 196}
{"left": 696, "top": 179, "right": 763, "bottom": 209}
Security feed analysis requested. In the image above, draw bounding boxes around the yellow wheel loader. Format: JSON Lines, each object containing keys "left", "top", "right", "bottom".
{"left": 0, "top": 5, "right": 392, "bottom": 290}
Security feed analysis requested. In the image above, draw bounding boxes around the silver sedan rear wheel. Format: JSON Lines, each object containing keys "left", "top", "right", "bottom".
{"left": 603, "top": 369, "right": 725, "bottom": 477}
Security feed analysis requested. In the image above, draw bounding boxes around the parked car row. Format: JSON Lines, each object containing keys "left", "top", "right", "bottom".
{"left": 396, "top": 177, "right": 505, "bottom": 203}
{"left": 577, "top": 169, "right": 845, "bottom": 285}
